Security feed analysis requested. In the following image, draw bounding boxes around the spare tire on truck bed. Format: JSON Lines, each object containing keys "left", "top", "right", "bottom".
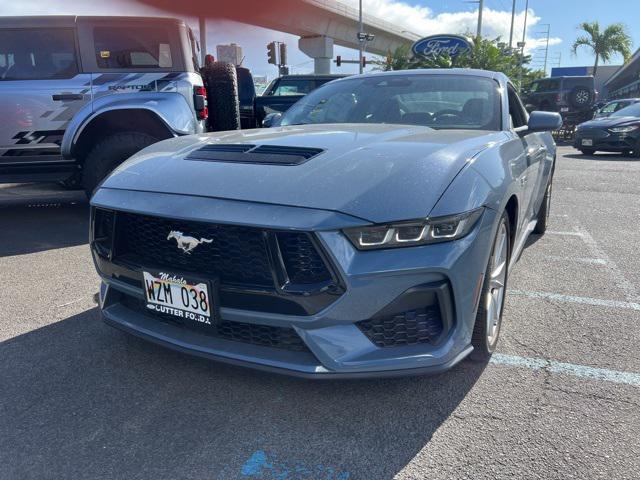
{"left": 201, "top": 62, "right": 241, "bottom": 132}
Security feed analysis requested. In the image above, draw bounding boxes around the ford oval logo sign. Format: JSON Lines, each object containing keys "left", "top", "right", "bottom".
{"left": 411, "top": 35, "right": 472, "bottom": 59}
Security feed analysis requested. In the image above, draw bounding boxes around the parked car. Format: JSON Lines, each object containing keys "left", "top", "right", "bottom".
{"left": 254, "top": 74, "right": 347, "bottom": 126}
{"left": 523, "top": 76, "right": 596, "bottom": 128}
{"left": 90, "top": 69, "right": 561, "bottom": 378}
{"left": 574, "top": 101, "right": 640, "bottom": 156}
{"left": 594, "top": 98, "right": 640, "bottom": 118}
{"left": 0, "top": 15, "right": 241, "bottom": 195}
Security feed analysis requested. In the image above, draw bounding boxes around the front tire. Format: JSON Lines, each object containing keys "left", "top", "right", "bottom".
{"left": 533, "top": 175, "right": 553, "bottom": 234}
{"left": 82, "top": 132, "right": 157, "bottom": 198}
{"left": 470, "top": 212, "right": 510, "bottom": 362}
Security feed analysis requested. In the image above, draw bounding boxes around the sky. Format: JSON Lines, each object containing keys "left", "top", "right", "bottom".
{"left": 1, "top": 0, "right": 638, "bottom": 79}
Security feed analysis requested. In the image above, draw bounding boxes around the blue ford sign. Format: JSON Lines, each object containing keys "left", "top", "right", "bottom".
{"left": 412, "top": 35, "right": 472, "bottom": 58}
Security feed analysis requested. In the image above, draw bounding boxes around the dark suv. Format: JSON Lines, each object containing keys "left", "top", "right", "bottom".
{"left": 523, "top": 76, "right": 596, "bottom": 121}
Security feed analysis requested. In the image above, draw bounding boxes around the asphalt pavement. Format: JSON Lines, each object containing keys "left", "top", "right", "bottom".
{"left": 0, "top": 146, "right": 639, "bottom": 479}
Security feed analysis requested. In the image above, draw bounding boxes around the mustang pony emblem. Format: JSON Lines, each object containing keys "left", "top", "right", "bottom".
{"left": 167, "top": 231, "right": 213, "bottom": 254}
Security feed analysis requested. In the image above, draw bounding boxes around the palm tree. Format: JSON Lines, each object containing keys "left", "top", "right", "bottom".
{"left": 572, "top": 21, "right": 632, "bottom": 76}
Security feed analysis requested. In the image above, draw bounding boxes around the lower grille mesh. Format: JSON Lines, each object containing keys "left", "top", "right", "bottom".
{"left": 357, "top": 306, "right": 443, "bottom": 348}
{"left": 122, "top": 296, "right": 311, "bottom": 352}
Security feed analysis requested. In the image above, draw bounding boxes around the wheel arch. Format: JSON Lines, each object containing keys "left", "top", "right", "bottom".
{"left": 70, "top": 108, "right": 175, "bottom": 163}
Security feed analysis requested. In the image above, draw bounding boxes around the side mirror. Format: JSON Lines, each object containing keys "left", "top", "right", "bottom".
{"left": 527, "top": 111, "right": 562, "bottom": 133}
{"left": 262, "top": 112, "right": 282, "bottom": 128}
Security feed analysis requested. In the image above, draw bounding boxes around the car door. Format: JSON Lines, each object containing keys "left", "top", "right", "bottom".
{"left": 508, "top": 84, "right": 548, "bottom": 224}
{"left": 0, "top": 24, "right": 91, "bottom": 181}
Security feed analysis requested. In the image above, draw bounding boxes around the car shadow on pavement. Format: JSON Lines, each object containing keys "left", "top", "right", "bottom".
{"left": 0, "top": 203, "right": 89, "bottom": 257}
{"left": 0, "top": 308, "right": 487, "bottom": 479}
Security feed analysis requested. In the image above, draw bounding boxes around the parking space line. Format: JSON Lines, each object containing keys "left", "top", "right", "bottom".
{"left": 572, "top": 223, "right": 640, "bottom": 303}
{"left": 509, "top": 289, "right": 640, "bottom": 311}
{"left": 547, "top": 255, "right": 607, "bottom": 265}
{"left": 545, "top": 230, "right": 584, "bottom": 237}
{"left": 491, "top": 353, "right": 640, "bottom": 387}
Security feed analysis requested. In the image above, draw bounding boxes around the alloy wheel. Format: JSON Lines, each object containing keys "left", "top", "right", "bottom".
{"left": 486, "top": 222, "right": 508, "bottom": 347}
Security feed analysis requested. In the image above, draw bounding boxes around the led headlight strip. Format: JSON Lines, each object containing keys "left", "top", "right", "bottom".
{"left": 343, "top": 208, "right": 484, "bottom": 250}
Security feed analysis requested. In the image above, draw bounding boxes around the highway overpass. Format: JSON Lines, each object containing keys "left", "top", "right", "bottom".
{"left": 138, "top": 0, "right": 421, "bottom": 73}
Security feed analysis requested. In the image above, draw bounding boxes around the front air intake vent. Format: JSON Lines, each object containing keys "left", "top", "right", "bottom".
{"left": 186, "top": 144, "right": 324, "bottom": 165}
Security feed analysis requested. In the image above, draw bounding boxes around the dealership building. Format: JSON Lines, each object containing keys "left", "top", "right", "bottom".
{"left": 603, "top": 48, "right": 640, "bottom": 100}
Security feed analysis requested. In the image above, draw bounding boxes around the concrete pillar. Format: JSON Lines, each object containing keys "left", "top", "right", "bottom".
{"left": 199, "top": 17, "right": 207, "bottom": 65}
{"left": 298, "top": 36, "right": 334, "bottom": 74}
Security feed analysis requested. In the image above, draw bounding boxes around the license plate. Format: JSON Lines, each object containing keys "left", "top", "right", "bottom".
{"left": 581, "top": 139, "right": 593, "bottom": 146}
{"left": 560, "top": 107, "right": 570, "bottom": 112}
{"left": 143, "top": 271, "right": 213, "bottom": 325}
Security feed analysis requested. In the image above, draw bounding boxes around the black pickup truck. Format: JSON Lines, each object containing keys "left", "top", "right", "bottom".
{"left": 254, "top": 74, "right": 348, "bottom": 126}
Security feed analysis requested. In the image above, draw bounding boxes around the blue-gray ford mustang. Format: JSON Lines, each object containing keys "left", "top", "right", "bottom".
{"left": 90, "top": 69, "right": 562, "bottom": 378}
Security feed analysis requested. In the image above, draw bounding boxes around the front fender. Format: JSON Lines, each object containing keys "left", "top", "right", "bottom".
{"left": 61, "top": 92, "right": 200, "bottom": 158}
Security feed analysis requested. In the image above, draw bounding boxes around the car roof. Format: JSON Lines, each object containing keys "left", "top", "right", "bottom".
{"left": 279, "top": 74, "right": 349, "bottom": 80}
{"left": 335, "top": 68, "right": 509, "bottom": 84}
{"left": 534, "top": 76, "right": 594, "bottom": 81}
{"left": 0, "top": 15, "right": 185, "bottom": 29}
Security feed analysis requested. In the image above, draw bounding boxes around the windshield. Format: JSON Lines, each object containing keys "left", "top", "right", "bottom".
{"left": 611, "top": 102, "right": 640, "bottom": 118}
{"left": 280, "top": 74, "right": 501, "bottom": 130}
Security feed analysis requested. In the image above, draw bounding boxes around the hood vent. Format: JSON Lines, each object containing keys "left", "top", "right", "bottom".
{"left": 186, "top": 144, "right": 324, "bottom": 166}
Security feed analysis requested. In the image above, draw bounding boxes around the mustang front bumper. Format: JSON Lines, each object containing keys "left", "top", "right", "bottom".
{"left": 92, "top": 188, "right": 497, "bottom": 378}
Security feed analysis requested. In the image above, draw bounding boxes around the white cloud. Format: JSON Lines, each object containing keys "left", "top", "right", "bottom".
{"left": 341, "top": 1, "right": 561, "bottom": 53}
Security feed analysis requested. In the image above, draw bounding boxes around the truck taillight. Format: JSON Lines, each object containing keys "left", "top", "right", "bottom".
{"left": 194, "top": 86, "right": 208, "bottom": 121}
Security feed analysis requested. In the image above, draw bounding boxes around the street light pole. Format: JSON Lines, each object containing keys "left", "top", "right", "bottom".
{"left": 508, "top": 0, "right": 516, "bottom": 49}
{"left": 358, "top": 0, "right": 364, "bottom": 74}
{"left": 476, "top": 0, "right": 484, "bottom": 38}
{"left": 522, "top": 0, "right": 529, "bottom": 44}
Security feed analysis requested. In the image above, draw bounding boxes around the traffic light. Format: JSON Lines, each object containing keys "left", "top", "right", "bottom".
{"left": 279, "top": 43, "right": 287, "bottom": 66}
{"left": 336, "top": 55, "right": 342, "bottom": 67}
{"left": 267, "top": 42, "right": 277, "bottom": 65}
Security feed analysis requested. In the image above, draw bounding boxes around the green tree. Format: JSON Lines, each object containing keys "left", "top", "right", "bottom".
{"left": 572, "top": 21, "right": 632, "bottom": 76}
{"left": 376, "top": 37, "right": 544, "bottom": 91}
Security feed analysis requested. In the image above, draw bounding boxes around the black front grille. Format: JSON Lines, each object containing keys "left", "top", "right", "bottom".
{"left": 112, "top": 212, "right": 333, "bottom": 290}
{"left": 116, "top": 213, "right": 274, "bottom": 287}
{"left": 121, "top": 296, "right": 310, "bottom": 352}
{"left": 357, "top": 306, "right": 443, "bottom": 348}
{"left": 277, "top": 232, "right": 332, "bottom": 284}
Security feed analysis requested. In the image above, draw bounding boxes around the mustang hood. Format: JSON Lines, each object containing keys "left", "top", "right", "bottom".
{"left": 102, "top": 124, "right": 504, "bottom": 224}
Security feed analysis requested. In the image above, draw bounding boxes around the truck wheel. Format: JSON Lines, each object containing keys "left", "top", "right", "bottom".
{"left": 202, "top": 62, "right": 241, "bottom": 132}
{"left": 82, "top": 132, "right": 157, "bottom": 197}
{"left": 569, "top": 87, "right": 592, "bottom": 109}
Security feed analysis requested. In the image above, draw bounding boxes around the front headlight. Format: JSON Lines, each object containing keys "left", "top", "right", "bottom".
{"left": 343, "top": 208, "right": 484, "bottom": 250}
{"left": 609, "top": 125, "right": 638, "bottom": 133}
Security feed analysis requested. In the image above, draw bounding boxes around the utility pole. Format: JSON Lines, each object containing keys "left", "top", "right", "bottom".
{"left": 517, "top": 0, "right": 530, "bottom": 92}
{"left": 477, "top": 0, "right": 484, "bottom": 38}
{"left": 508, "top": 0, "right": 516, "bottom": 49}
{"left": 522, "top": 0, "right": 529, "bottom": 44}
